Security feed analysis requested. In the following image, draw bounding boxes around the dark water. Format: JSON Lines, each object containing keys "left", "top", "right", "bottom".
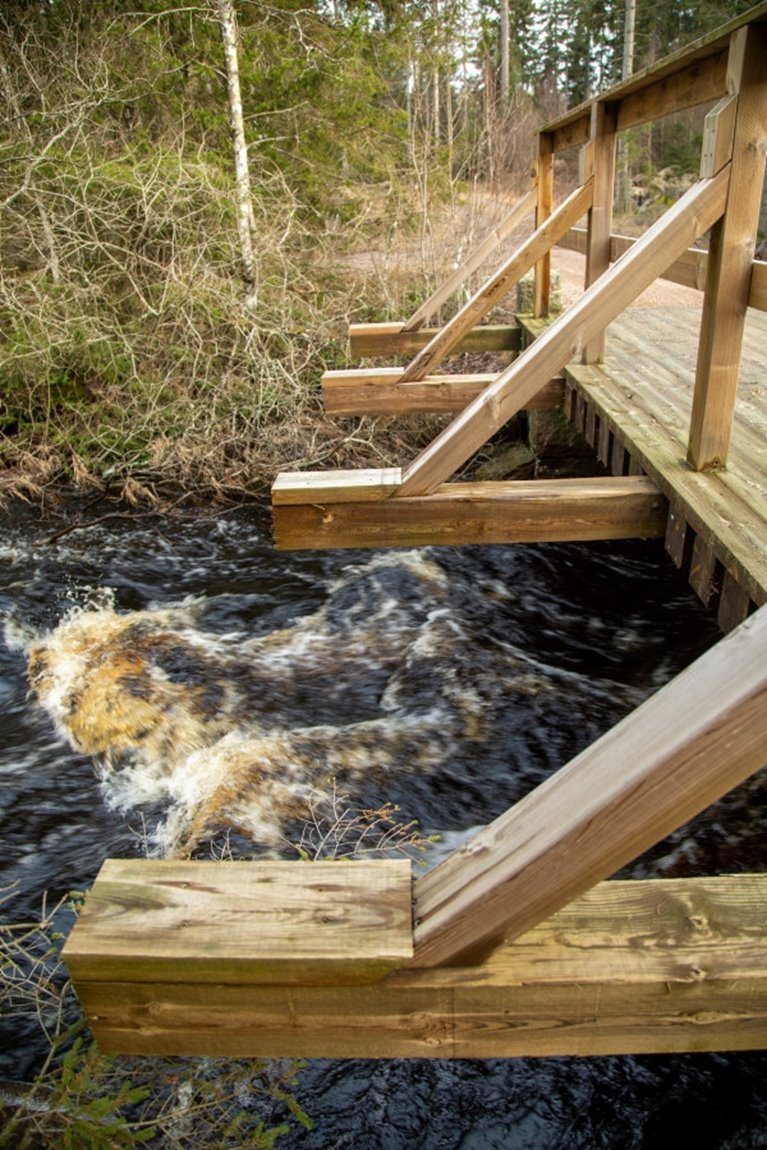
{"left": 2, "top": 497, "right": 766, "bottom": 1147}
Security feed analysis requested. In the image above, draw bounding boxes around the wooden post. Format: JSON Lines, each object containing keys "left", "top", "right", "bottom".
{"left": 687, "top": 25, "right": 767, "bottom": 471}
{"left": 402, "top": 188, "right": 537, "bottom": 332}
{"left": 410, "top": 604, "right": 767, "bottom": 968}
{"left": 583, "top": 100, "right": 618, "bottom": 363}
{"left": 396, "top": 167, "right": 729, "bottom": 498}
{"left": 534, "top": 134, "right": 554, "bottom": 317}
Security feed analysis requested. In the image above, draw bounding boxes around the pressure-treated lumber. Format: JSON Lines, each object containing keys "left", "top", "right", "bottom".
{"left": 410, "top": 604, "right": 767, "bottom": 968}
{"left": 583, "top": 101, "right": 616, "bottom": 362}
{"left": 402, "top": 187, "right": 537, "bottom": 332}
{"left": 398, "top": 179, "right": 594, "bottom": 383}
{"left": 348, "top": 321, "right": 520, "bottom": 359}
{"left": 395, "top": 165, "right": 730, "bottom": 498}
{"left": 70, "top": 874, "right": 767, "bottom": 1058}
{"left": 688, "top": 25, "right": 767, "bottom": 471}
{"left": 63, "top": 859, "right": 413, "bottom": 986}
{"left": 271, "top": 475, "right": 666, "bottom": 551}
{"left": 321, "top": 367, "right": 564, "bottom": 416}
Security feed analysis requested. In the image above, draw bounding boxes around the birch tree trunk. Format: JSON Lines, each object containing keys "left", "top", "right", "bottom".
{"left": 214, "top": 0, "right": 257, "bottom": 310}
{"left": 500, "top": 0, "right": 510, "bottom": 107}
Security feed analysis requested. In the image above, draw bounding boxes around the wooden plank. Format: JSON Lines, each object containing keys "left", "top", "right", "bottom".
{"left": 665, "top": 505, "right": 695, "bottom": 573}
{"left": 272, "top": 476, "right": 667, "bottom": 551}
{"left": 73, "top": 875, "right": 767, "bottom": 1058}
{"left": 63, "top": 859, "right": 413, "bottom": 987}
{"left": 402, "top": 188, "right": 537, "bottom": 332}
{"left": 615, "top": 49, "right": 728, "bottom": 132}
{"left": 689, "top": 534, "right": 723, "bottom": 607}
{"left": 396, "top": 167, "right": 730, "bottom": 498}
{"left": 718, "top": 570, "right": 753, "bottom": 633}
{"left": 398, "top": 179, "right": 594, "bottom": 384}
{"left": 272, "top": 467, "right": 401, "bottom": 505}
{"left": 321, "top": 369, "right": 564, "bottom": 416}
{"left": 559, "top": 230, "right": 766, "bottom": 309}
{"left": 410, "top": 604, "right": 767, "bottom": 968}
{"left": 688, "top": 26, "right": 767, "bottom": 471}
{"left": 699, "top": 94, "right": 737, "bottom": 178}
{"left": 565, "top": 357, "right": 767, "bottom": 607}
{"left": 348, "top": 322, "right": 520, "bottom": 359}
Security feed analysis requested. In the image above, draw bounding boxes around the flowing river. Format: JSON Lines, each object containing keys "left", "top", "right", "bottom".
{"left": 2, "top": 497, "right": 766, "bottom": 1147}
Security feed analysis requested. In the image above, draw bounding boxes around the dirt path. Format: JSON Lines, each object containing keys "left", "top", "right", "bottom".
{"left": 551, "top": 245, "right": 703, "bottom": 310}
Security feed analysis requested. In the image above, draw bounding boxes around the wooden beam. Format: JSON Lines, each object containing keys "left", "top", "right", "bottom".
{"left": 271, "top": 475, "right": 667, "bottom": 551}
{"left": 395, "top": 166, "right": 730, "bottom": 498}
{"left": 63, "top": 859, "right": 413, "bottom": 987}
{"left": 559, "top": 230, "right": 767, "bottom": 309}
{"left": 348, "top": 321, "right": 520, "bottom": 359}
{"left": 272, "top": 467, "right": 402, "bottom": 505}
{"left": 70, "top": 875, "right": 767, "bottom": 1058}
{"left": 398, "top": 179, "right": 594, "bottom": 384}
{"left": 402, "top": 188, "right": 537, "bottom": 332}
{"left": 410, "top": 604, "right": 767, "bottom": 968}
{"left": 321, "top": 368, "right": 564, "bottom": 416}
{"left": 688, "top": 26, "right": 767, "bottom": 471}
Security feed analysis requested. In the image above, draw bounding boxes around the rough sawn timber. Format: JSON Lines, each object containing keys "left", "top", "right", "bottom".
{"left": 68, "top": 874, "right": 767, "bottom": 1058}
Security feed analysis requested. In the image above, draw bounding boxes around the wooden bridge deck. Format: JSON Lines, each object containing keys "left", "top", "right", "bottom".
{"left": 557, "top": 303, "right": 767, "bottom": 614}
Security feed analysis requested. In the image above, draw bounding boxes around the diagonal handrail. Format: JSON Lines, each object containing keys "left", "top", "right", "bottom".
{"left": 398, "top": 179, "right": 594, "bottom": 383}
{"left": 401, "top": 186, "right": 537, "bottom": 333}
{"left": 395, "top": 165, "right": 731, "bottom": 498}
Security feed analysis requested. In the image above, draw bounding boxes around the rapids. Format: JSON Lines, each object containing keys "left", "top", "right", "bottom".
{"left": 2, "top": 497, "right": 766, "bottom": 1146}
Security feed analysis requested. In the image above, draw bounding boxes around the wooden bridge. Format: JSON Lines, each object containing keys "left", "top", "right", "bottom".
{"left": 64, "top": 5, "right": 767, "bottom": 1058}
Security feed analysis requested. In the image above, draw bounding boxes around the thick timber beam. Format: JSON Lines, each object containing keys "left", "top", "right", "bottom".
{"left": 402, "top": 187, "right": 537, "bottom": 332}
{"left": 321, "top": 367, "right": 564, "bottom": 416}
{"left": 271, "top": 474, "right": 667, "bottom": 551}
{"left": 67, "top": 873, "right": 767, "bottom": 1058}
{"left": 410, "top": 604, "right": 767, "bottom": 968}
{"left": 348, "top": 322, "right": 520, "bottom": 359}
{"left": 398, "top": 179, "right": 594, "bottom": 383}
{"left": 396, "top": 165, "right": 730, "bottom": 498}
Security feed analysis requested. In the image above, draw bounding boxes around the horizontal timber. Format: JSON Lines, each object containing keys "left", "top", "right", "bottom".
{"left": 69, "top": 874, "right": 767, "bottom": 1058}
{"left": 271, "top": 475, "right": 667, "bottom": 550}
{"left": 63, "top": 859, "right": 413, "bottom": 986}
{"left": 559, "top": 227, "right": 767, "bottom": 311}
{"left": 349, "top": 322, "right": 520, "bottom": 359}
{"left": 322, "top": 367, "right": 564, "bottom": 416}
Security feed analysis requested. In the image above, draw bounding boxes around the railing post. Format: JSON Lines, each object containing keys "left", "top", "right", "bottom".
{"left": 583, "top": 100, "right": 618, "bottom": 363}
{"left": 687, "top": 25, "right": 767, "bottom": 471}
{"left": 534, "top": 132, "right": 554, "bottom": 317}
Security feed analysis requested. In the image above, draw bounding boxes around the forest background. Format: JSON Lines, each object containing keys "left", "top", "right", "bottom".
{"left": 0, "top": 0, "right": 759, "bottom": 506}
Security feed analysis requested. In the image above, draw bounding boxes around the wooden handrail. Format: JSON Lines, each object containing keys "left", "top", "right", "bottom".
{"left": 402, "top": 187, "right": 537, "bottom": 333}
{"left": 397, "top": 179, "right": 594, "bottom": 384}
{"left": 395, "top": 166, "right": 730, "bottom": 497}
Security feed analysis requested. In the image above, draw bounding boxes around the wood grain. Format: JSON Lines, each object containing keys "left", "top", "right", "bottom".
{"left": 410, "top": 604, "right": 767, "bottom": 967}
{"left": 72, "top": 876, "right": 767, "bottom": 1058}
{"left": 63, "top": 859, "right": 413, "bottom": 986}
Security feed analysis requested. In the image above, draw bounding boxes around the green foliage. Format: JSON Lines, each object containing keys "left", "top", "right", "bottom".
{"left": 0, "top": 888, "right": 311, "bottom": 1149}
